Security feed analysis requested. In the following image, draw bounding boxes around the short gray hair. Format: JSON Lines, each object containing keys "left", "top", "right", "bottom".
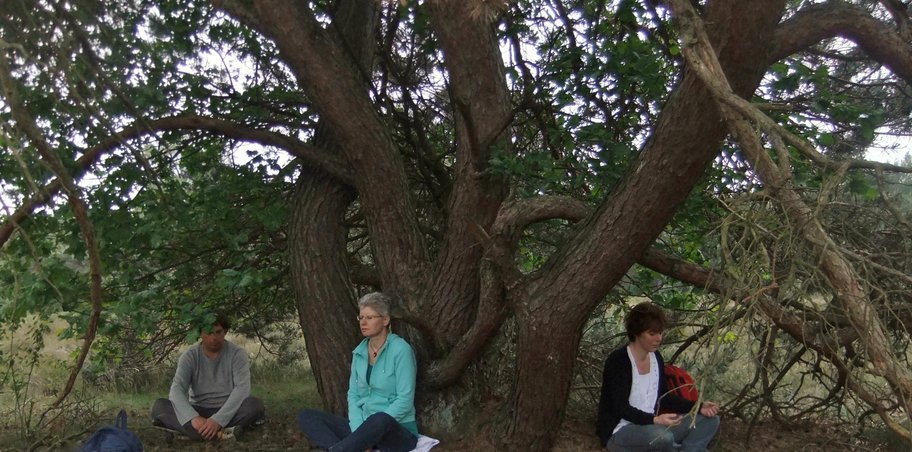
{"left": 358, "top": 292, "right": 392, "bottom": 317}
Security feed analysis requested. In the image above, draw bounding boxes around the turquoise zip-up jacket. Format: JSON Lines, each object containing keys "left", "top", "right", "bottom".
{"left": 347, "top": 333, "right": 418, "bottom": 435}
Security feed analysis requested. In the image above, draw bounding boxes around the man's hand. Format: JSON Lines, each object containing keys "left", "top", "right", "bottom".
{"left": 653, "top": 413, "right": 682, "bottom": 426}
{"left": 191, "top": 416, "right": 223, "bottom": 440}
{"left": 700, "top": 401, "right": 720, "bottom": 417}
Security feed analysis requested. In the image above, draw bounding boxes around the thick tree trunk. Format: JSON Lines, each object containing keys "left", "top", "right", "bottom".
{"left": 507, "top": 309, "right": 587, "bottom": 450}
{"left": 242, "top": 0, "right": 430, "bottom": 301}
{"left": 289, "top": 167, "right": 360, "bottom": 415}
{"left": 285, "top": 0, "right": 379, "bottom": 415}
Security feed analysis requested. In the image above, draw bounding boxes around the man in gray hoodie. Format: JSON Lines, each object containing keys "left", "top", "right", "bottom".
{"left": 151, "top": 313, "right": 265, "bottom": 440}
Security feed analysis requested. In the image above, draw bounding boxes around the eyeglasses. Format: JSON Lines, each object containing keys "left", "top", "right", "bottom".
{"left": 357, "top": 315, "right": 385, "bottom": 321}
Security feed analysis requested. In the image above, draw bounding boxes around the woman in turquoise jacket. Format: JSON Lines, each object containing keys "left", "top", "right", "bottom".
{"left": 298, "top": 292, "right": 419, "bottom": 452}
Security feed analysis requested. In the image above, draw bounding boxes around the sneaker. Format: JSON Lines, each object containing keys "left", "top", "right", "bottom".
{"left": 151, "top": 415, "right": 173, "bottom": 429}
{"left": 219, "top": 426, "right": 239, "bottom": 440}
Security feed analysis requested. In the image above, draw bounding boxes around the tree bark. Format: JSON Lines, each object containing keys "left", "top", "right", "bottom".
{"left": 286, "top": 0, "right": 382, "bottom": 415}
{"left": 423, "top": 0, "right": 512, "bottom": 347}
{"left": 770, "top": 2, "right": 912, "bottom": 84}
{"left": 289, "top": 166, "right": 360, "bottom": 414}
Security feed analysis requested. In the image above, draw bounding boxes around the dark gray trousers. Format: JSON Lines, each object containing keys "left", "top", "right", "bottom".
{"left": 151, "top": 397, "right": 265, "bottom": 440}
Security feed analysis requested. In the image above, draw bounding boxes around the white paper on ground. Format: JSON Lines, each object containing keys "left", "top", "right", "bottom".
{"left": 411, "top": 434, "right": 440, "bottom": 452}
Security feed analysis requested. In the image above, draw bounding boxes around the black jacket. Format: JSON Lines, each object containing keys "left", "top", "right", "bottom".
{"left": 595, "top": 345, "right": 696, "bottom": 446}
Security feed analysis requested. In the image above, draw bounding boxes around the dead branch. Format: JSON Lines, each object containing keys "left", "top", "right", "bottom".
{"left": 665, "top": 0, "right": 912, "bottom": 438}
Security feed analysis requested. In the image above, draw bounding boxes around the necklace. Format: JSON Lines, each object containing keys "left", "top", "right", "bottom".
{"left": 369, "top": 339, "right": 385, "bottom": 358}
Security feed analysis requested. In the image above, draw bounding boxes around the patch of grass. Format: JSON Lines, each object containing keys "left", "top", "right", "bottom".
{"left": 0, "top": 322, "right": 323, "bottom": 451}
{"left": 58, "top": 357, "right": 323, "bottom": 451}
{"left": 0, "top": 388, "right": 105, "bottom": 451}
{"left": 252, "top": 359, "right": 322, "bottom": 413}
{"left": 861, "top": 424, "right": 912, "bottom": 451}
{"left": 74, "top": 358, "right": 321, "bottom": 452}
{"left": 84, "top": 355, "right": 323, "bottom": 413}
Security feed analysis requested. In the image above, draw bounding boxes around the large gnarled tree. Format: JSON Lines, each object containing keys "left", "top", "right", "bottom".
{"left": 2, "top": 0, "right": 912, "bottom": 449}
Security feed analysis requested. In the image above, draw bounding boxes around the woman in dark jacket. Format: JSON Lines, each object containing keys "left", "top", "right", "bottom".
{"left": 596, "top": 302, "right": 720, "bottom": 451}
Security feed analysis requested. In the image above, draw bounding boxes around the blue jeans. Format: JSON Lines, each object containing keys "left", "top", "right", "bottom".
{"left": 297, "top": 409, "right": 417, "bottom": 452}
{"left": 607, "top": 414, "right": 720, "bottom": 452}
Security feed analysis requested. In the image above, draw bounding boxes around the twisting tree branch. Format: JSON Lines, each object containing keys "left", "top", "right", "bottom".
{"left": 425, "top": 195, "right": 589, "bottom": 387}
{"left": 0, "top": 114, "right": 349, "bottom": 249}
{"left": 0, "top": 51, "right": 102, "bottom": 413}
{"left": 770, "top": 1, "right": 912, "bottom": 84}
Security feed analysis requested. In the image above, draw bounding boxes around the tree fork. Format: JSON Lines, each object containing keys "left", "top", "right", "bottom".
{"left": 496, "top": 2, "right": 788, "bottom": 448}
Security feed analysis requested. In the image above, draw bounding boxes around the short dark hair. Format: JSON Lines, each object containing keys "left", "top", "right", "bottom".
{"left": 203, "top": 312, "right": 232, "bottom": 332}
{"left": 625, "top": 302, "right": 667, "bottom": 341}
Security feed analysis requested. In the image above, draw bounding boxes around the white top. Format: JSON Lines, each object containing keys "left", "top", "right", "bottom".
{"left": 613, "top": 346, "right": 659, "bottom": 434}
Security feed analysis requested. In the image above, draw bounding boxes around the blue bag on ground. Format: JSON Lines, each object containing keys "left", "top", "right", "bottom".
{"left": 81, "top": 409, "right": 143, "bottom": 452}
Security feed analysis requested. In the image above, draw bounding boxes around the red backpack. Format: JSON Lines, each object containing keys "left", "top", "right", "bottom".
{"left": 658, "top": 363, "right": 699, "bottom": 413}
